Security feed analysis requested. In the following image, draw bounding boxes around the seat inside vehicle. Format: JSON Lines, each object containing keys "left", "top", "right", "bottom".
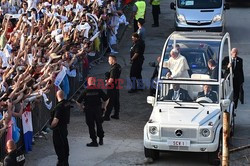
{"left": 191, "top": 74, "right": 210, "bottom": 80}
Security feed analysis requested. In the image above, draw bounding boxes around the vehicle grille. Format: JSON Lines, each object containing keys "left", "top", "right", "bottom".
{"left": 169, "top": 146, "right": 189, "bottom": 151}
{"left": 161, "top": 127, "right": 197, "bottom": 138}
{"left": 186, "top": 21, "right": 211, "bottom": 26}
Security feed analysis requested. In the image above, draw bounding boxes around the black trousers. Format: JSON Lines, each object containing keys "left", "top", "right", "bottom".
{"left": 152, "top": 5, "right": 160, "bottom": 26}
{"left": 105, "top": 89, "right": 120, "bottom": 117}
{"left": 134, "top": 19, "right": 139, "bottom": 32}
{"left": 85, "top": 107, "right": 104, "bottom": 141}
{"left": 150, "top": 67, "right": 158, "bottom": 95}
{"left": 130, "top": 60, "right": 144, "bottom": 90}
{"left": 53, "top": 127, "right": 69, "bottom": 166}
{"left": 233, "top": 80, "right": 241, "bottom": 109}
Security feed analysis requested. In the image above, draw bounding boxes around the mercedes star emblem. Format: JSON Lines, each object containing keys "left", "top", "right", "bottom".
{"left": 175, "top": 129, "right": 183, "bottom": 137}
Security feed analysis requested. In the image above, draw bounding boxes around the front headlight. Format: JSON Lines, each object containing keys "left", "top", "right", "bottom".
{"left": 149, "top": 126, "right": 158, "bottom": 135}
{"left": 177, "top": 14, "right": 186, "bottom": 23}
{"left": 212, "top": 14, "right": 222, "bottom": 23}
{"left": 201, "top": 128, "right": 211, "bottom": 137}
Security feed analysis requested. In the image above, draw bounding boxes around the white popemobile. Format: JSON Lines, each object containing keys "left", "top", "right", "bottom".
{"left": 144, "top": 32, "right": 235, "bottom": 165}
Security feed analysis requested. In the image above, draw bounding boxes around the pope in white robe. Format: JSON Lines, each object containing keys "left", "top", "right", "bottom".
{"left": 163, "top": 48, "right": 190, "bottom": 79}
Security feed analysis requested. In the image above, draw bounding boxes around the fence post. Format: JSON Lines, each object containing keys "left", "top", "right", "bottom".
{"left": 222, "top": 111, "right": 230, "bottom": 166}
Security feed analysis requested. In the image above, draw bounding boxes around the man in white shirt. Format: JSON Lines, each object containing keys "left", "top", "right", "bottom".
{"left": 163, "top": 48, "right": 190, "bottom": 79}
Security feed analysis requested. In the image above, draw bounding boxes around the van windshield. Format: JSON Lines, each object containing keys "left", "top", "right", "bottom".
{"left": 157, "top": 83, "right": 219, "bottom": 104}
{"left": 177, "top": 0, "right": 222, "bottom": 9}
{"left": 161, "top": 39, "right": 221, "bottom": 81}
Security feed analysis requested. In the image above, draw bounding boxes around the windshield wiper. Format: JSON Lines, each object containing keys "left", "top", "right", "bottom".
{"left": 174, "top": 101, "right": 182, "bottom": 106}
{"left": 197, "top": 101, "right": 204, "bottom": 107}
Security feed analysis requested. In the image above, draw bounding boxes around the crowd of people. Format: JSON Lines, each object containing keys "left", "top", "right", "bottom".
{"left": 0, "top": 0, "right": 245, "bottom": 165}
{"left": 0, "top": 0, "right": 131, "bottom": 161}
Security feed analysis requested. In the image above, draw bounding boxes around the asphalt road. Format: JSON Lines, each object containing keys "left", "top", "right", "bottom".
{"left": 25, "top": 1, "right": 250, "bottom": 166}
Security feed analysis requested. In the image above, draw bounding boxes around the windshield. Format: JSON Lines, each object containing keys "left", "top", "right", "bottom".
{"left": 157, "top": 83, "right": 219, "bottom": 104}
{"left": 177, "top": 0, "right": 222, "bottom": 9}
{"left": 161, "top": 39, "right": 220, "bottom": 81}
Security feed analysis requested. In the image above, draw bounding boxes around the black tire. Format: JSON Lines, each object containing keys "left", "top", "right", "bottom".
{"left": 208, "top": 133, "right": 222, "bottom": 166}
{"left": 208, "top": 151, "right": 220, "bottom": 166}
{"left": 175, "top": 26, "right": 181, "bottom": 31}
{"left": 144, "top": 147, "right": 159, "bottom": 160}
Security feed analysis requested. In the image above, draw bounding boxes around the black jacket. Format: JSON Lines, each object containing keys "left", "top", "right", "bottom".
{"left": 222, "top": 56, "right": 244, "bottom": 85}
{"left": 208, "top": 66, "right": 218, "bottom": 79}
{"left": 165, "top": 88, "right": 192, "bottom": 102}
{"left": 197, "top": 91, "right": 218, "bottom": 103}
{"left": 130, "top": 39, "right": 145, "bottom": 63}
{"left": 4, "top": 149, "right": 25, "bottom": 166}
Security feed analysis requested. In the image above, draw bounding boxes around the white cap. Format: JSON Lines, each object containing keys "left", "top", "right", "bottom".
{"left": 60, "top": 15, "right": 68, "bottom": 22}
{"left": 54, "top": 12, "right": 59, "bottom": 17}
{"left": 51, "top": 5, "right": 60, "bottom": 10}
{"left": 63, "top": 26, "right": 70, "bottom": 33}
{"left": 51, "top": 29, "right": 62, "bottom": 37}
{"left": 64, "top": 4, "right": 73, "bottom": 11}
{"left": 65, "top": 22, "right": 73, "bottom": 27}
{"left": 43, "top": 2, "right": 51, "bottom": 7}
{"left": 55, "top": 34, "right": 63, "bottom": 44}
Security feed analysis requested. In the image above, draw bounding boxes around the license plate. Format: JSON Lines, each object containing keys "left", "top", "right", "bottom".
{"left": 168, "top": 140, "right": 190, "bottom": 147}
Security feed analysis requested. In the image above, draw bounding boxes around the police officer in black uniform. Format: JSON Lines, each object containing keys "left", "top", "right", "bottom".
{"left": 76, "top": 77, "right": 109, "bottom": 147}
{"left": 50, "top": 90, "right": 70, "bottom": 166}
{"left": 128, "top": 33, "right": 145, "bottom": 93}
{"left": 4, "top": 140, "right": 25, "bottom": 166}
{"left": 103, "top": 55, "right": 121, "bottom": 121}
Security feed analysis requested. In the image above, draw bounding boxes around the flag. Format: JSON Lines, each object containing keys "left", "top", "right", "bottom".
{"left": 22, "top": 104, "right": 33, "bottom": 152}
{"left": 12, "top": 117, "right": 20, "bottom": 143}
{"left": 42, "top": 93, "right": 52, "bottom": 110}
{"left": 54, "top": 66, "right": 67, "bottom": 87}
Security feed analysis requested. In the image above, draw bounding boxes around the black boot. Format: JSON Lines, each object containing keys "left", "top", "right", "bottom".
{"left": 86, "top": 140, "right": 98, "bottom": 147}
{"left": 99, "top": 138, "right": 103, "bottom": 145}
{"left": 111, "top": 115, "right": 119, "bottom": 119}
{"left": 103, "top": 116, "right": 110, "bottom": 121}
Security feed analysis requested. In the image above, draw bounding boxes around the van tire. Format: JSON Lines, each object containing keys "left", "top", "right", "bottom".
{"left": 144, "top": 147, "right": 159, "bottom": 160}
{"left": 208, "top": 133, "right": 222, "bottom": 165}
{"left": 208, "top": 151, "right": 220, "bottom": 166}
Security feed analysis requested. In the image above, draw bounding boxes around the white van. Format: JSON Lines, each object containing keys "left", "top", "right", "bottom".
{"left": 144, "top": 31, "right": 235, "bottom": 165}
{"left": 170, "top": 0, "right": 230, "bottom": 32}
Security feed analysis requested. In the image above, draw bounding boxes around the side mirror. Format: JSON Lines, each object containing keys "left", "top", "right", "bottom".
{"left": 147, "top": 96, "right": 155, "bottom": 105}
{"left": 221, "top": 99, "right": 230, "bottom": 107}
{"left": 170, "top": 2, "right": 176, "bottom": 10}
{"left": 224, "top": 3, "right": 230, "bottom": 10}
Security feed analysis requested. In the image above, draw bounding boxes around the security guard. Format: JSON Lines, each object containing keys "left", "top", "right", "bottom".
{"left": 132, "top": 0, "right": 146, "bottom": 32}
{"left": 128, "top": 33, "right": 145, "bottom": 93}
{"left": 103, "top": 55, "right": 122, "bottom": 121}
{"left": 76, "top": 77, "right": 109, "bottom": 147}
{"left": 150, "top": 0, "right": 160, "bottom": 27}
{"left": 4, "top": 140, "right": 25, "bottom": 166}
{"left": 50, "top": 90, "right": 70, "bottom": 166}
